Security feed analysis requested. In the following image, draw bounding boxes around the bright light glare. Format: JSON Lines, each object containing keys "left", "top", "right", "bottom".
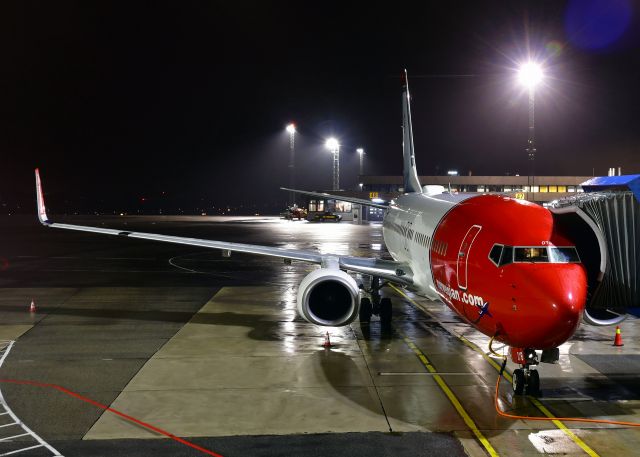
{"left": 286, "top": 123, "right": 296, "bottom": 134}
{"left": 325, "top": 138, "right": 339, "bottom": 151}
{"left": 447, "top": 170, "right": 458, "bottom": 176}
{"left": 518, "top": 62, "right": 543, "bottom": 88}
{"left": 356, "top": 148, "right": 364, "bottom": 155}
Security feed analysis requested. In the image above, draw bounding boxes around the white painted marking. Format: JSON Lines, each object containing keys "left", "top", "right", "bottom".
{"left": 528, "top": 429, "right": 581, "bottom": 454}
{"left": 379, "top": 372, "right": 474, "bottom": 376}
{"left": 0, "top": 341, "right": 63, "bottom": 456}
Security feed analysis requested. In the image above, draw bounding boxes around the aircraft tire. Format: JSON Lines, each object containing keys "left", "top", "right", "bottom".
{"left": 359, "top": 297, "right": 373, "bottom": 322}
{"left": 379, "top": 297, "right": 392, "bottom": 324}
{"left": 513, "top": 369, "right": 525, "bottom": 395}
{"left": 527, "top": 369, "right": 540, "bottom": 395}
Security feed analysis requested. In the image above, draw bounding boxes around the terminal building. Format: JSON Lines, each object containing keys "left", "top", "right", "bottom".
{"left": 306, "top": 175, "right": 593, "bottom": 222}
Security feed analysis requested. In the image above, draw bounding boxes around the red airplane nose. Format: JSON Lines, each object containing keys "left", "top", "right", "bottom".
{"left": 541, "top": 265, "right": 587, "bottom": 347}
{"left": 502, "top": 264, "right": 587, "bottom": 349}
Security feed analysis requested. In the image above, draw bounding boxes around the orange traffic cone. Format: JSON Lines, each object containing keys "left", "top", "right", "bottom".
{"left": 614, "top": 326, "right": 624, "bottom": 347}
{"left": 29, "top": 299, "right": 36, "bottom": 313}
{"left": 323, "top": 332, "right": 332, "bottom": 348}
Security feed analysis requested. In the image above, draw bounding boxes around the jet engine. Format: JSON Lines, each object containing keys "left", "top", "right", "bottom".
{"left": 297, "top": 268, "right": 360, "bottom": 326}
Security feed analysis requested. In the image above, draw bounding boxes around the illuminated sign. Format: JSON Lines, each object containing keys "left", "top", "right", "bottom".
{"left": 515, "top": 192, "right": 525, "bottom": 200}
{"left": 369, "top": 192, "right": 379, "bottom": 199}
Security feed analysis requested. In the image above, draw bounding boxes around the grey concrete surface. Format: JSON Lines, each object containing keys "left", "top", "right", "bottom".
{"left": 2, "top": 215, "right": 640, "bottom": 457}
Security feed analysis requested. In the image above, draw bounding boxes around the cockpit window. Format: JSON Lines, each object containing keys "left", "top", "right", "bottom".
{"left": 488, "top": 244, "right": 513, "bottom": 266}
{"left": 514, "top": 247, "right": 549, "bottom": 262}
{"left": 549, "top": 247, "right": 581, "bottom": 263}
{"left": 490, "top": 245, "right": 580, "bottom": 266}
{"left": 489, "top": 244, "right": 503, "bottom": 266}
{"left": 500, "top": 246, "right": 513, "bottom": 265}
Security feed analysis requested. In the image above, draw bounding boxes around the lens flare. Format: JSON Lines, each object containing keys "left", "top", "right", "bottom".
{"left": 545, "top": 40, "right": 563, "bottom": 57}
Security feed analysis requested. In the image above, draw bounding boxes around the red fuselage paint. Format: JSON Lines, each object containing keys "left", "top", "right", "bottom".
{"left": 384, "top": 193, "right": 587, "bottom": 349}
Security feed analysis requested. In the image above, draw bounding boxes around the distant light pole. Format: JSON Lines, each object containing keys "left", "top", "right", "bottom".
{"left": 518, "top": 61, "right": 543, "bottom": 198}
{"left": 325, "top": 138, "right": 340, "bottom": 190}
{"left": 356, "top": 147, "right": 364, "bottom": 176}
{"left": 357, "top": 148, "right": 364, "bottom": 192}
{"left": 286, "top": 123, "right": 296, "bottom": 205}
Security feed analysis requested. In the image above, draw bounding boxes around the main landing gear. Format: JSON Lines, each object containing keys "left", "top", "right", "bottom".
{"left": 358, "top": 276, "right": 392, "bottom": 325}
{"left": 510, "top": 348, "right": 540, "bottom": 395}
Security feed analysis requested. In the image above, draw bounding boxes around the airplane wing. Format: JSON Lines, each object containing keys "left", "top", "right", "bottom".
{"left": 35, "top": 169, "right": 412, "bottom": 286}
{"left": 280, "top": 187, "right": 388, "bottom": 209}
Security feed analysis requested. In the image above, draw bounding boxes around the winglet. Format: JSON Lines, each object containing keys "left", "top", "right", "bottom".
{"left": 35, "top": 168, "right": 51, "bottom": 225}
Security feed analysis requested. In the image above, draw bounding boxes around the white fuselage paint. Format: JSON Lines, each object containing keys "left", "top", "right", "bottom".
{"left": 381, "top": 192, "right": 474, "bottom": 299}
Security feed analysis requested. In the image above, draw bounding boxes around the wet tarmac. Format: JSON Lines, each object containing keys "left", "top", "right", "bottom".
{"left": 0, "top": 215, "right": 639, "bottom": 456}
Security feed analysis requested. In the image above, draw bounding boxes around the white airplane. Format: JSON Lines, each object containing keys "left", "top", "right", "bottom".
{"left": 35, "top": 71, "right": 596, "bottom": 394}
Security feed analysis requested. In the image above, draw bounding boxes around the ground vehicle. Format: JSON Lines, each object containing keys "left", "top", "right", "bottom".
{"left": 310, "top": 211, "right": 342, "bottom": 222}
{"left": 281, "top": 206, "right": 308, "bottom": 220}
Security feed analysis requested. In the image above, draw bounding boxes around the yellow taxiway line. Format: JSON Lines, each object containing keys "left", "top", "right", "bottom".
{"left": 389, "top": 284, "right": 601, "bottom": 457}
{"left": 395, "top": 327, "right": 500, "bottom": 457}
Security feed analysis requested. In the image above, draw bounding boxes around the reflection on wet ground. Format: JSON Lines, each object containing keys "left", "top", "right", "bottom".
{"left": 1, "top": 215, "right": 640, "bottom": 456}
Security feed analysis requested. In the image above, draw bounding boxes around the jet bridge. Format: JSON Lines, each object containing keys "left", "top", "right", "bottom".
{"left": 549, "top": 175, "right": 640, "bottom": 325}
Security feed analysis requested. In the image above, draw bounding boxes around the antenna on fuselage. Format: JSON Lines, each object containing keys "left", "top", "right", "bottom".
{"left": 401, "top": 70, "right": 422, "bottom": 194}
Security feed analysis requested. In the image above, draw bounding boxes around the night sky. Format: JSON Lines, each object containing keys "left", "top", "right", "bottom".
{"left": 1, "top": 1, "right": 639, "bottom": 214}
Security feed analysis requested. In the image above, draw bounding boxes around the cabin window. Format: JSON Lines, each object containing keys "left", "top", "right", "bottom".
{"left": 549, "top": 247, "right": 580, "bottom": 263}
{"left": 514, "top": 247, "right": 549, "bottom": 262}
{"left": 309, "top": 200, "right": 317, "bottom": 212}
{"left": 489, "top": 244, "right": 503, "bottom": 266}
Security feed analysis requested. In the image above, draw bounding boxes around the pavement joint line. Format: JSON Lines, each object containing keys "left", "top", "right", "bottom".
{"left": 350, "top": 325, "right": 393, "bottom": 432}
{"left": 389, "top": 284, "right": 602, "bottom": 457}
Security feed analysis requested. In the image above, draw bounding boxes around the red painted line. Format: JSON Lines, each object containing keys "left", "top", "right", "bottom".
{"left": 0, "top": 379, "right": 224, "bottom": 457}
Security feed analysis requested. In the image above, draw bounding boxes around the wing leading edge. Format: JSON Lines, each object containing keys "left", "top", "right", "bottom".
{"left": 280, "top": 187, "right": 388, "bottom": 209}
{"left": 34, "top": 169, "right": 412, "bottom": 286}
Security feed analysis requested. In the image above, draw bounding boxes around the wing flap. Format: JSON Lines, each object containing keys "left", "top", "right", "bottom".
{"left": 45, "top": 222, "right": 324, "bottom": 263}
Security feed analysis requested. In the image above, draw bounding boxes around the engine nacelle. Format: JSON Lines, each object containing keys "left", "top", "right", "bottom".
{"left": 297, "top": 268, "right": 360, "bottom": 326}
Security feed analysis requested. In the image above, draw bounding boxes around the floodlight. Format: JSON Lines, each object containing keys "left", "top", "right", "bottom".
{"left": 518, "top": 62, "right": 543, "bottom": 89}
{"left": 325, "top": 138, "right": 339, "bottom": 151}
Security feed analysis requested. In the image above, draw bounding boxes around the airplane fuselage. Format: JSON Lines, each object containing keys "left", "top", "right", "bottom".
{"left": 382, "top": 192, "right": 588, "bottom": 349}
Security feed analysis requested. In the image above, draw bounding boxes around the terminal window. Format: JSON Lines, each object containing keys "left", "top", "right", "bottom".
{"left": 335, "top": 201, "right": 352, "bottom": 212}
{"left": 539, "top": 186, "right": 548, "bottom": 193}
{"left": 309, "top": 200, "right": 325, "bottom": 212}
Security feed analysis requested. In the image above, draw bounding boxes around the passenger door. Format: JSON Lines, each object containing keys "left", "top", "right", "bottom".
{"left": 457, "top": 225, "right": 482, "bottom": 290}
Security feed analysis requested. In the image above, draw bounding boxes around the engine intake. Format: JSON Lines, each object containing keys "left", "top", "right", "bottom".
{"left": 297, "top": 269, "right": 360, "bottom": 326}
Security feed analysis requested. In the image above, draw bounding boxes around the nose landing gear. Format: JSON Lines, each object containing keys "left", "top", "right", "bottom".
{"left": 511, "top": 348, "right": 540, "bottom": 395}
